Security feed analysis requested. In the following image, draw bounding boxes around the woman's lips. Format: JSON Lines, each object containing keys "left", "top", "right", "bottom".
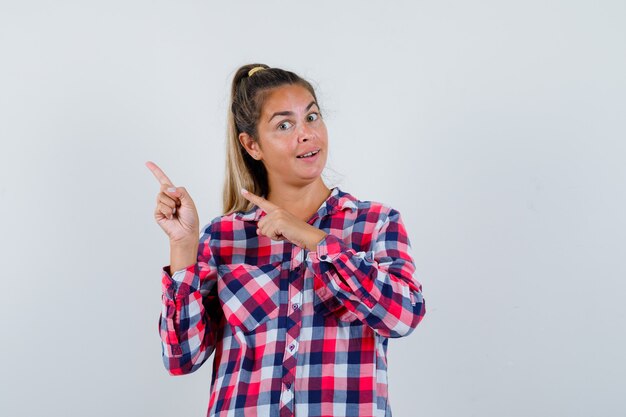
{"left": 296, "top": 149, "right": 321, "bottom": 159}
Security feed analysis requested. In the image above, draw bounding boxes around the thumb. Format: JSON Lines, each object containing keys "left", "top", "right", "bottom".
{"left": 169, "top": 186, "right": 193, "bottom": 206}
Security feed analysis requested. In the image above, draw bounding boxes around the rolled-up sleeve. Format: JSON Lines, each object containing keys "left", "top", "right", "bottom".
{"left": 159, "top": 223, "right": 224, "bottom": 375}
{"left": 307, "top": 208, "right": 425, "bottom": 338}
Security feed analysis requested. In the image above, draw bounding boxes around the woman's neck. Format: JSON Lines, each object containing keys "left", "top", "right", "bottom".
{"left": 266, "top": 178, "right": 331, "bottom": 222}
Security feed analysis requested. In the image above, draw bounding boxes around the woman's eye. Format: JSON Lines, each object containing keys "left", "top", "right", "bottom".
{"left": 307, "top": 113, "right": 319, "bottom": 122}
{"left": 278, "top": 121, "right": 292, "bottom": 130}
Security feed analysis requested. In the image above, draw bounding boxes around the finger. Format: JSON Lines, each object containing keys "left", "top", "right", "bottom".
{"left": 146, "top": 161, "right": 175, "bottom": 186}
{"left": 268, "top": 229, "right": 285, "bottom": 241}
{"left": 157, "top": 202, "right": 175, "bottom": 219}
{"left": 173, "top": 186, "right": 192, "bottom": 205}
{"left": 157, "top": 193, "right": 177, "bottom": 209}
{"left": 257, "top": 217, "right": 270, "bottom": 236}
{"left": 160, "top": 183, "right": 181, "bottom": 201}
{"left": 257, "top": 215, "right": 266, "bottom": 229}
{"left": 241, "top": 188, "right": 278, "bottom": 213}
{"left": 154, "top": 209, "right": 166, "bottom": 222}
{"left": 154, "top": 206, "right": 170, "bottom": 221}
{"left": 258, "top": 221, "right": 282, "bottom": 241}
{"left": 258, "top": 228, "right": 284, "bottom": 240}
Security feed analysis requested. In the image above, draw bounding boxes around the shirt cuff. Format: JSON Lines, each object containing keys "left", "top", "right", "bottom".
{"left": 161, "top": 263, "right": 199, "bottom": 300}
{"left": 314, "top": 233, "right": 345, "bottom": 262}
{"left": 307, "top": 234, "right": 353, "bottom": 293}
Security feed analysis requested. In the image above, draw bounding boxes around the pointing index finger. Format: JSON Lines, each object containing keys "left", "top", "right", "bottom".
{"left": 145, "top": 161, "right": 174, "bottom": 186}
{"left": 241, "top": 189, "right": 277, "bottom": 213}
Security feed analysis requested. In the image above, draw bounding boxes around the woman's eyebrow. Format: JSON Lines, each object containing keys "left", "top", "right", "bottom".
{"left": 305, "top": 101, "right": 318, "bottom": 111}
{"left": 267, "top": 101, "right": 318, "bottom": 122}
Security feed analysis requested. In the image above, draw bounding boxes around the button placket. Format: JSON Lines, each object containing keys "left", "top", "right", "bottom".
{"left": 281, "top": 243, "right": 304, "bottom": 410}
{"left": 287, "top": 340, "right": 299, "bottom": 355}
{"left": 290, "top": 291, "right": 302, "bottom": 311}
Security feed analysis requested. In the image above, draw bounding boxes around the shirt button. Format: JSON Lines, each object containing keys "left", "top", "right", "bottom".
{"left": 292, "top": 303, "right": 299, "bottom": 310}
{"left": 285, "top": 382, "right": 292, "bottom": 390}
{"left": 320, "top": 254, "right": 328, "bottom": 261}
{"left": 287, "top": 341, "right": 299, "bottom": 354}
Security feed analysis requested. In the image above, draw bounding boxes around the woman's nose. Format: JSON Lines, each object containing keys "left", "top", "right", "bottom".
{"left": 297, "top": 123, "right": 313, "bottom": 143}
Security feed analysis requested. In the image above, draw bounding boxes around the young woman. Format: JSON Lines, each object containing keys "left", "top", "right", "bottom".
{"left": 147, "top": 63, "right": 425, "bottom": 417}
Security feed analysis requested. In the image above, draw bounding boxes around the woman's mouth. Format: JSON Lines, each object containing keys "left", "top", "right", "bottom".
{"left": 297, "top": 149, "right": 320, "bottom": 159}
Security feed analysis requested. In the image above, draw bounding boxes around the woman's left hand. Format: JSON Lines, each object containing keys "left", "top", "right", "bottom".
{"left": 241, "top": 189, "right": 327, "bottom": 251}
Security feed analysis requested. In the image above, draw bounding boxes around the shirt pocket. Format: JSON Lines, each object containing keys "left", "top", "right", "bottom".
{"left": 217, "top": 262, "right": 282, "bottom": 334}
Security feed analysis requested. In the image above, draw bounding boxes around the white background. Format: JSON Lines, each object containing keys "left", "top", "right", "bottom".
{"left": 1, "top": 1, "right": 625, "bottom": 416}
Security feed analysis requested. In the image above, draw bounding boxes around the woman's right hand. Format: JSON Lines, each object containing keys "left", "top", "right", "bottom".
{"left": 146, "top": 161, "right": 200, "bottom": 244}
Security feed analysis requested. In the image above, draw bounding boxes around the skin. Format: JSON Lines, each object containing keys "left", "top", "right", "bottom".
{"left": 147, "top": 84, "right": 331, "bottom": 272}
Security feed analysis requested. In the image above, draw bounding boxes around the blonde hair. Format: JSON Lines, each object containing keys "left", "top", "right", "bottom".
{"left": 222, "top": 64, "right": 320, "bottom": 214}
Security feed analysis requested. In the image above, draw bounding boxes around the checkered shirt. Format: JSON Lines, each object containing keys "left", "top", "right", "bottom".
{"left": 159, "top": 187, "right": 425, "bottom": 417}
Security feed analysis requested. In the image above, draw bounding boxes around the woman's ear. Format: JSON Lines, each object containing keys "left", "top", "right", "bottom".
{"left": 238, "top": 132, "right": 262, "bottom": 160}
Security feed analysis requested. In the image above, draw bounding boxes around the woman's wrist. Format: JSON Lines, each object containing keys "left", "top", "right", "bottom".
{"left": 170, "top": 239, "right": 199, "bottom": 273}
{"left": 304, "top": 228, "right": 327, "bottom": 252}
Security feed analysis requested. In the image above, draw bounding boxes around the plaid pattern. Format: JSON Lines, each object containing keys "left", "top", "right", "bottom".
{"left": 159, "top": 187, "right": 425, "bottom": 417}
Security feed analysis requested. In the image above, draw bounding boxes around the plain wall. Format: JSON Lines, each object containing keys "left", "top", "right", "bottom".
{"left": 1, "top": 1, "right": 625, "bottom": 416}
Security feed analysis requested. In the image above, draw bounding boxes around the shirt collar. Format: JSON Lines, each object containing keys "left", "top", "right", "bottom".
{"left": 235, "top": 187, "right": 358, "bottom": 222}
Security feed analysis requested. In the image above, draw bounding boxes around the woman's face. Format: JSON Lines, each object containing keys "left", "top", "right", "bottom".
{"left": 241, "top": 84, "right": 328, "bottom": 189}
